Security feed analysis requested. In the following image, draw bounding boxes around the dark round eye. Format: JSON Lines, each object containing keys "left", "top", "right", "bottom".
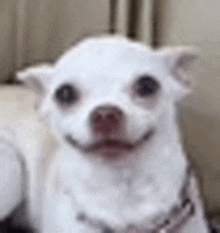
{"left": 55, "top": 84, "right": 77, "bottom": 104}
{"left": 134, "top": 75, "right": 159, "bottom": 97}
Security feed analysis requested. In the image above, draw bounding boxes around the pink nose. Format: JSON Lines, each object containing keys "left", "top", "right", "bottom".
{"left": 91, "top": 106, "right": 123, "bottom": 134}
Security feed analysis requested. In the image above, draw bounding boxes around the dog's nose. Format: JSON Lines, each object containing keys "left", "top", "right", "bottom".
{"left": 90, "top": 105, "right": 123, "bottom": 134}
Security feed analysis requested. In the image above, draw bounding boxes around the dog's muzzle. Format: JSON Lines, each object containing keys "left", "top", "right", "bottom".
{"left": 65, "top": 105, "right": 155, "bottom": 153}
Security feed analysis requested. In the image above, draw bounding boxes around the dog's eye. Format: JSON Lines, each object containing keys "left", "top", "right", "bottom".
{"left": 55, "top": 84, "right": 77, "bottom": 104}
{"left": 134, "top": 75, "right": 159, "bottom": 97}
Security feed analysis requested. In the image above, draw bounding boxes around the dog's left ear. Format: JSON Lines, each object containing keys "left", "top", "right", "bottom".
{"left": 162, "top": 47, "right": 200, "bottom": 101}
{"left": 16, "top": 63, "right": 54, "bottom": 109}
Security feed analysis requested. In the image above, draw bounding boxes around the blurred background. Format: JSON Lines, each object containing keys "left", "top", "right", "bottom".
{"left": 0, "top": 0, "right": 220, "bottom": 220}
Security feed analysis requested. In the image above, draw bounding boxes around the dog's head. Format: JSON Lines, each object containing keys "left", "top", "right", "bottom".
{"left": 17, "top": 36, "right": 199, "bottom": 158}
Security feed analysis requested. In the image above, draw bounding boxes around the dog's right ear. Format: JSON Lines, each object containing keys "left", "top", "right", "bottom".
{"left": 16, "top": 63, "right": 54, "bottom": 95}
{"left": 16, "top": 64, "right": 54, "bottom": 109}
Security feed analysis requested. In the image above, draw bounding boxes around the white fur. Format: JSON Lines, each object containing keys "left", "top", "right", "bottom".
{"left": 0, "top": 127, "right": 23, "bottom": 220}
{"left": 0, "top": 35, "right": 209, "bottom": 232}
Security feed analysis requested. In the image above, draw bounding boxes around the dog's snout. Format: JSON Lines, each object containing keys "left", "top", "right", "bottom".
{"left": 91, "top": 106, "right": 123, "bottom": 134}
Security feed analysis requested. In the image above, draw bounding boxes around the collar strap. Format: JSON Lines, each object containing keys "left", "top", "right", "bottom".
{"left": 153, "top": 166, "right": 195, "bottom": 233}
{"left": 113, "top": 199, "right": 195, "bottom": 233}
{"left": 156, "top": 199, "right": 195, "bottom": 233}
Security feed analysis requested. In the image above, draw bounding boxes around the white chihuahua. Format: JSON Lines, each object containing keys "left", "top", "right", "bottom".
{"left": 0, "top": 35, "right": 210, "bottom": 232}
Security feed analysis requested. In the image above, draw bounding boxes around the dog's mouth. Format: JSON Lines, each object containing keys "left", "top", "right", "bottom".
{"left": 85, "top": 139, "right": 134, "bottom": 152}
{"left": 65, "top": 128, "right": 155, "bottom": 153}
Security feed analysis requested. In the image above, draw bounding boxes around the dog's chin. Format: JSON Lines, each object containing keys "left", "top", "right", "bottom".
{"left": 65, "top": 128, "right": 155, "bottom": 155}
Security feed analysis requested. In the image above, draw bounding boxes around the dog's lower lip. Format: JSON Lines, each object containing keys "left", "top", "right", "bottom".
{"left": 88, "top": 140, "right": 134, "bottom": 151}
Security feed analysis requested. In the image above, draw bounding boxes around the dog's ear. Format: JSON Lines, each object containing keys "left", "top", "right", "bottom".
{"left": 16, "top": 63, "right": 54, "bottom": 109}
{"left": 16, "top": 63, "right": 53, "bottom": 94}
{"left": 161, "top": 47, "right": 200, "bottom": 101}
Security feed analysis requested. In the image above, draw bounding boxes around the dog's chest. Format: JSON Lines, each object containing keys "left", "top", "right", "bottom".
{"left": 79, "top": 168, "right": 154, "bottom": 209}
{"left": 58, "top": 158, "right": 186, "bottom": 230}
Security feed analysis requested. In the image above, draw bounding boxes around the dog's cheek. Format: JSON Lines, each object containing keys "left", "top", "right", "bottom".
{"left": 125, "top": 110, "right": 155, "bottom": 140}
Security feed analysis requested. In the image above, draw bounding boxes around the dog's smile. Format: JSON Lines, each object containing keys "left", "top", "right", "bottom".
{"left": 65, "top": 128, "right": 155, "bottom": 153}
